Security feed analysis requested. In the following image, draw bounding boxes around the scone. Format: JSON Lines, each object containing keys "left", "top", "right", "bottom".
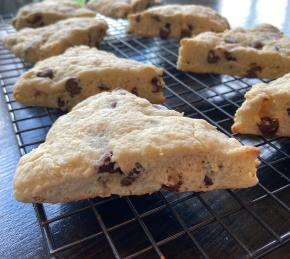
{"left": 13, "top": 46, "right": 165, "bottom": 110}
{"left": 86, "top": 0, "right": 156, "bottom": 18}
{"left": 128, "top": 4, "right": 230, "bottom": 39}
{"left": 3, "top": 18, "right": 108, "bottom": 63}
{"left": 177, "top": 24, "right": 290, "bottom": 79}
{"left": 14, "top": 90, "right": 259, "bottom": 203}
{"left": 12, "top": 0, "right": 96, "bottom": 30}
{"left": 232, "top": 72, "right": 290, "bottom": 136}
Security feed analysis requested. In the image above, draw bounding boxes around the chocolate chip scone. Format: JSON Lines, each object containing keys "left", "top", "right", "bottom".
{"left": 177, "top": 24, "right": 290, "bottom": 79}
{"left": 232, "top": 73, "right": 290, "bottom": 137}
{"left": 128, "top": 4, "right": 230, "bottom": 39}
{"left": 14, "top": 90, "right": 259, "bottom": 203}
{"left": 13, "top": 46, "right": 165, "bottom": 110}
{"left": 3, "top": 17, "right": 108, "bottom": 64}
{"left": 86, "top": 0, "right": 156, "bottom": 18}
{"left": 12, "top": 0, "right": 96, "bottom": 30}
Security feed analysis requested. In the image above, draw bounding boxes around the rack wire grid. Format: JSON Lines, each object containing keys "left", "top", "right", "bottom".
{"left": 0, "top": 13, "right": 290, "bottom": 259}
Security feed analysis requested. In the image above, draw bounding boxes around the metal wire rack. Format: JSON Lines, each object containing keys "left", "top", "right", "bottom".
{"left": 0, "top": 13, "right": 289, "bottom": 259}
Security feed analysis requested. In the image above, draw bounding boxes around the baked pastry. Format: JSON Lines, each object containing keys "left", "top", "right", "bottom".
{"left": 3, "top": 18, "right": 108, "bottom": 63}
{"left": 177, "top": 24, "right": 290, "bottom": 79}
{"left": 86, "top": 0, "right": 156, "bottom": 18}
{"left": 128, "top": 4, "right": 230, "bottom": 39}
{"left": 13, "top": 46, "right": 165, "bottom": 110}
{"left": 12, "top": 0, "right": 96, "bottom": 30}
{"left": 232, "top": 72, "right": 290, "bottom": 136}
{"left": 14, "top": 90, "right": 259, "bottom": 203}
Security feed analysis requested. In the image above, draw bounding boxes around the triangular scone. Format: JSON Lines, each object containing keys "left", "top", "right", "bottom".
{"left": 3, "top": 18, "right": 108, "bottom": 63}
{"left": 232, "top": 73, "right": 290, "bottom": 136}
{"left": 14, "top": 90, "right": 259, "bottom": 203}
{"left": 86, "top": 0, "right": 156, "bottom": 18}
{"left": 13, "top": 46, "right": 165, "bottom": 111}
{"left": 128, "top": 5, "right": 229, "bottom": 39}
{"left": 177, "top": 24, "right": 290, "bottom": 79}
{"left": 12, "top": 0, "right": 96, "bottom": 30}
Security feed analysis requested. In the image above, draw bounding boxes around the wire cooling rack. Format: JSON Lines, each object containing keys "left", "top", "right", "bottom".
{"left": 0, "top": 14, "right": 289, "bottom": 259}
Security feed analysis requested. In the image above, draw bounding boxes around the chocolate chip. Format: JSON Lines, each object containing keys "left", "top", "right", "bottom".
{"left": 204, "top": 175, "right": 213, "bottom": 186}
{"left": 257, "top": 117, "right": 279, "bottom": 136}
{"left": 98, "top": 83, "right": 109, "bottom": 91}
{"left": 180, "top": 28, "right": 191, "bottom": 39}
{"left": 57, "top": 97, "right": 65, "bottom": 107}
{"left": 224, "top": 51, "right": 237, "bottom": 61}
{"left": 151, "top": 77, "right": 163, "bottom": 93}
{"left": 29, "top": 14, "right": 43, "bottom": 26}
{"left": 287, "top": 108, "right": 290, "bottom": 115}
{"left": 160, "top": 23, "right": 171, "bottom": 39}
{"left": 65, "top": 78, "right": 81, "bottom": 97}
{"left": 96, "top": 152, "right": 121, "bottom": 174}
{"left": 251, "top": 41, "right": 264, "bottom": 49}
{"left": 245, "top": 63, "right": 262, "bottom": 78}
{"left": 135, "top": 15, "right": 141, "bottom": 22}
{"left": 188, "top": 24, "right": 193, "bottom": 31}
{"left": 162, "top": 176, "right": 183, "bottom": 192}
{"left": 207, "top": 50, "right": 220, "bottom": 63}
{"left": 224, "top": 36, "right": 237, "bottom": 44}
{"left": 131, "top": 87, "right": 138, "bottom": 96}
{"left": 111, "top": 101, "right": 117, "bottom": 108}
{"left": 152, "top": 15, "right": 161, "bottom": 22}
{"left": 36, "top": 69, "right": 54, "bottom": 79}
{"left": 121, "top": 162, "right": 144, "bottom": 186}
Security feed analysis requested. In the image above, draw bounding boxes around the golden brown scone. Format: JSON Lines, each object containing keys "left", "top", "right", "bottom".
{"left": 13, "top": 46, "right": 165, "bottom": 111}
{"left": 14, "top": 90, "right": 259, "bottom": 203}
{"left": 12, "top": 0, "right": 96, "bottom": 30}
{"left": 177, "top": 24, "right": 290, "bottom": 79}
{"left": 232, "top": 72, "right": 290, "bottom": 136}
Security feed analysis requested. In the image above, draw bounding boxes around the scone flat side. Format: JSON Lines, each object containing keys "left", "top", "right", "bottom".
{"left": 13, "top": 46, "right": 165, "bottom": 110}
{"left": 128, "top": 4, "right": 230, "bottom": 39}
{"left": 3, "top": 18, "right": 108, "bottom": 63}
{"left": 14, "top": 90, "right": 259, "bottom": 203}
{"left": 177, "top": 24, "right": 290, "bottom": 79}
{"left": 232, "top": 72, "right": 290, "bottom": 136}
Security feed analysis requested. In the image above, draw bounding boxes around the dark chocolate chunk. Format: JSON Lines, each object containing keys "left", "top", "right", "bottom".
{"left": 287, "top": 108, "right": 290, "bottom": 115}
{"left": 36, "top": 69, "right": 54, "bottom": 79}
{"left": 151, "top": 77, "right": 163, "bottom": 93}
{"left": 160, "top": 23, "right": 171, "bottom": 39}
{"left": 96, "top": 152, "right": 122, "bottom": 174}
{"left": 251, "top": 41, "right": 264, "bottom": 49}
{"left": 188, "top": 24, "right": 193, "bottom": 31}
{"left": 257, "top": 117, "right": 279, "bottom": 136}
{"left": 98, "top": 83, "right": 110, "bottom": 91}
{"left": 180, "top": 28, "right": 191, "bottom": 39}
{"left": 111, "top": 101, "right": 117, "bottom": 108}
{"left": 152, "top": 15, "right": 161, "bottom": 22}
{"left": 224, "top": 51, "right": 237, "bottom": 61}
{"left": 57, "top": 97, "right": 65, "bottom": 107}
{"left": 204, "top": 175, "right": 213, "bottom": 186}
{"left": 245, "top": 63, "right": 262, "bottom": 78}
{"left": 121, "top": 162, "right": 145, "bottom": 186}
{"left": 135, "top": 15, "right": 141, "bottom": 22}
{"left": 131, "top": 87, "right": 138, "bottom": 96}
{"left": 65, "top": 78, "right": 81, "bottom": 97}
{"left": 224, "top": 36, "right": 237, "bottom": 44}
{"left": 29, "top": 14, "right": 43, "bottom": 26}
{"left": 207, "top": 50, "right": 220, "bottom": 64}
